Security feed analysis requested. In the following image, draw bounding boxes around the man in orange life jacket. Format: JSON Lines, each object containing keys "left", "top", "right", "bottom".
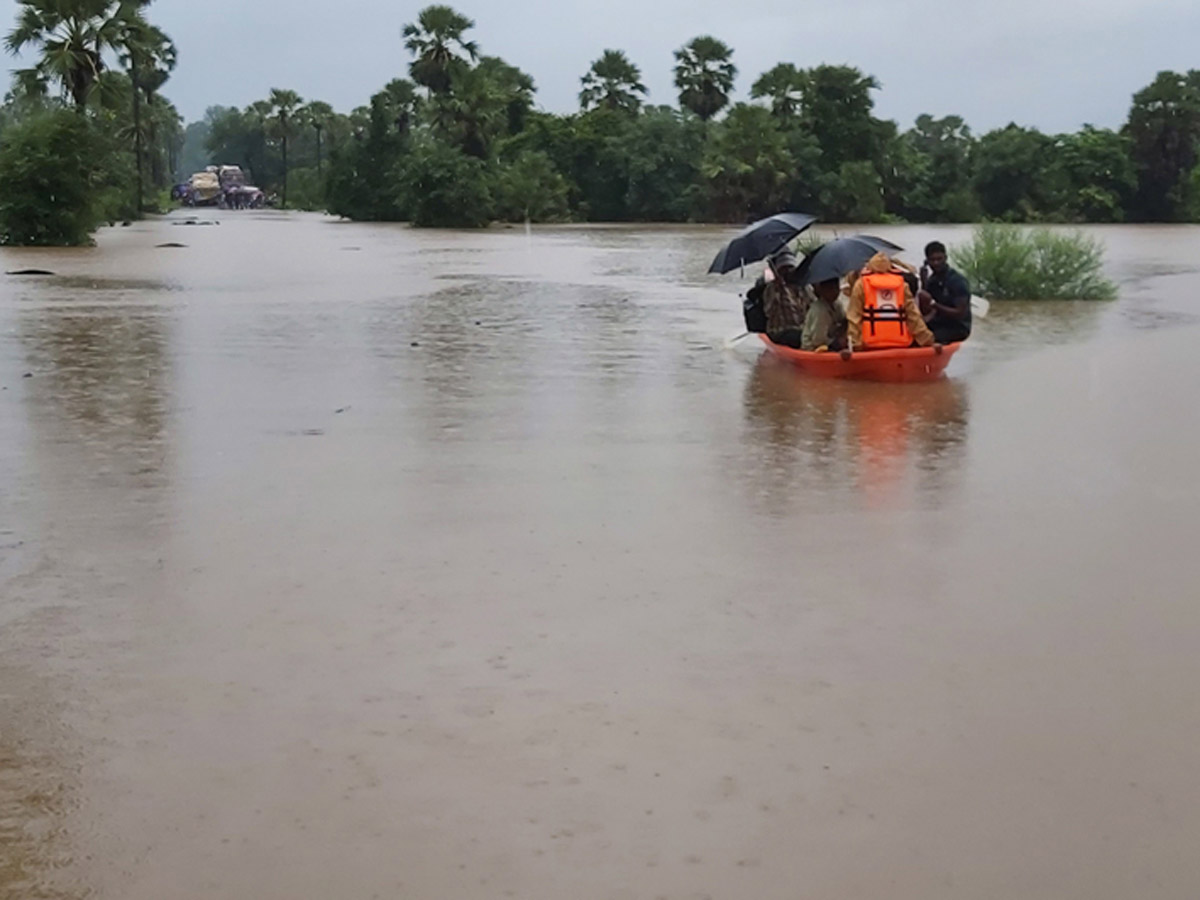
{"left": 844, "top": 253, "right": 936, "bottom": 353}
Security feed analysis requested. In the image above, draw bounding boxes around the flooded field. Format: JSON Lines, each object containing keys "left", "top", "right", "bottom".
{"left": 2, "top": 214, "right": 1199, "bottom": 899}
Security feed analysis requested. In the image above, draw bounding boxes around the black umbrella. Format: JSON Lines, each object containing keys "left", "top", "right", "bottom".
{"left": 798, "top": 234, "right": 904, "bottom": 285}
{"left": 707, "top": 212, "right": 818, "bottom": 275}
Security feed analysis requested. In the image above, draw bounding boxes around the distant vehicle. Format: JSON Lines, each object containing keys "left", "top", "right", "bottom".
{"left": 218, "top": 166, "right": 246, "bottom": 189}
{"left": 182, "top": 164, "right": 251, "bottom": 207}
{"left": 187, "top": 171, "right": 221, "bottom": 206}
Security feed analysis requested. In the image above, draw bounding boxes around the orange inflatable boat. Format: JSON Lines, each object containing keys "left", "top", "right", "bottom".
{"left": 760, "top": 335, "right": 960, "bottom": 382}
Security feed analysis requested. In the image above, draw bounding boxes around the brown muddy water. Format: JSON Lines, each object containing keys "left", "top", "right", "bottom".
{"left": 2, "top": 214, "right": 1200, "bottom": 899}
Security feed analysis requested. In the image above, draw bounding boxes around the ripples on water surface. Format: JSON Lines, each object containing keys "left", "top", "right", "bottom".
{"left": 2, "top": 215, "right": 1200, "bottom": 900}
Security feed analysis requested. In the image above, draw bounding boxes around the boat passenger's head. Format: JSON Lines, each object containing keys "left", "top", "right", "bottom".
{"left": 925, "top": 241, "right": 949, "bottom": 275}
{"left": 815, "top": 278, "right": 841, "bottom": 302}
{"left": 771, "top": 249, "right": 798, "bottom": 280}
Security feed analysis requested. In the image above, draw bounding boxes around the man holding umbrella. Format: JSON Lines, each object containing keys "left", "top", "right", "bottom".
{"left": 708, "top": 212, "right": 816, "bottom": 346}
{"left": 751, "top": 248, "right": 808, "bottom": 348}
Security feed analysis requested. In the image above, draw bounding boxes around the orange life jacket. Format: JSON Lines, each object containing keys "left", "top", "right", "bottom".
{"left": 860, "top": 271, "right": 911, "bottom": 350}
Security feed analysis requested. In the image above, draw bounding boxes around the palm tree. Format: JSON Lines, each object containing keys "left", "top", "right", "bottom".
{"left": 122, "top": 20, "right": 175, "bottom": 101}
{"left": 430, "top": 65, "right": 506, "bottom": 159}
{"left": 242, "top": 99, "right": 274, "bottom": 185}
{"left": 248, "top": 99, "right": 274, "bottom": 122}
{"left": 117, "top": 16, "right": 176, "bottom": 213}
{"left": 579, "top": 50, "right": 647, "bottom": 114}
{"left": 673, "top": 36, "right": 737, "bottom": 122}
{"left": 10, "top": 65, "right": 50, "bottom": 103}
{"left": 751, "top": 63, "right": 806, "bottom": 119}
{"left": 375, "top": 78, "right": 419, "bottom": 135}
{"left": 301, "top": 100, "right": 334, "bottom": 175}
{"left": 268, "top": 88, "right": 303, "bottom": 208}
{"left": 402, "top": 5, "right": 478, "bottom": 95}
{"left": 151, "top": 96, "right": 183, "bottom": 187}
{"left": 5, "top": 0, "right": 147, "bottom": 110}
{"left": 475, "top": 56, "right": 535, "bottom": 134}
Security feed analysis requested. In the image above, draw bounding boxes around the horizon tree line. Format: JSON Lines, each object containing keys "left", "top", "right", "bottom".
{"left": 3, "top": 2, "right": 1198, "bottom": 244}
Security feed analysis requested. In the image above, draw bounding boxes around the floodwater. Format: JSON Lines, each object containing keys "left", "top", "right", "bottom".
{"left": 2, "top": 214, "right": 1199, "bottom": 899}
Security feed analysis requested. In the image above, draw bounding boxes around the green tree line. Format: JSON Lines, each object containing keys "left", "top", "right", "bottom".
{"left": 0, "top": 0, "right": 183, "bottom": 244}
{"left": 5, "top": 2, "right": 1200, "bottom": 243}
{"left": 195, "top": 7, "right": 1199, "bottom": 227}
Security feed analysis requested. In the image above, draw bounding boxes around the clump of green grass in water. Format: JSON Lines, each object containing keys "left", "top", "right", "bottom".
{"left": 955, "top": 225, "right": 1117, "bottom": 300}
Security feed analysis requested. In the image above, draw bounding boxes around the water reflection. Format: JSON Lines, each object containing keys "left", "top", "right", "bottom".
{"left": 20, "top": 307, "right": 172, "bottom": 486}
{"left": 35, "top": 275, "right": 183, "bottom": 295}
{"left": 0, "top": 666, "right": 82, "bottom": 900}
{"left": 3, "top": 303, "right": 176, "bottom": 900}
{"left": 366, "top": 277, "right": 664, "bottom": 435}
{"left": 365, "top": 280, "right": 551, "bottom": 440}
{"left": 740, "top": 355, "right": 970, "bottom": 513}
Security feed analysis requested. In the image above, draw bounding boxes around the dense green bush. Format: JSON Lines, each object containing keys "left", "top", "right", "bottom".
{"left": 326, "top": 143, "right": 404, "bottom": 222}
{"left": 492, "top": 151, "right": 570, "bottom": 222}
{"left": 955, "top": 225, "right": 1117, "bottom": 300}
{"left": 0, "top": 110, "right": 113, "bottom": 246}
{"left": 392, "top": 137, "right": 493, "bottom": 227}
{"left": 287, "top": 166, "right": 327, "bottom": 211}
{"left": 698, "top": 104, "right": 794, "bottom": 223}
{"left": 824, "top": 160, "right": 886, "bottom": 223}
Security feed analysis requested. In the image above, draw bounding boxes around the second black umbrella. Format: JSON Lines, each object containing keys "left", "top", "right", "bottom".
{"left": 799, "top": 235, "right": 904, "bottom": 285}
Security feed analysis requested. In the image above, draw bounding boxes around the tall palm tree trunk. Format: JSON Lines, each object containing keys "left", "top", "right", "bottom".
{"left": 132, "top": 56, "right": 144, "bottom": 215}
{"left": 149, "top": 118, "right": 165, "bottom": 188}
{"left": 282, "top": 135, "right": 288, "bottom": 208}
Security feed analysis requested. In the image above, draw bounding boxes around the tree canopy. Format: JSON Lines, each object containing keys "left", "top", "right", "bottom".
{"left": 673, "top": 36, "right": 736, "bottom": 122}
{"left": 6, "top": 2, "right": 1200, "bottom": 238}
{"left": 580, "top": 50, "right": 647, "bottom": 115}
{"left": 1, "top": 0, "right": 183, "bottom": 242}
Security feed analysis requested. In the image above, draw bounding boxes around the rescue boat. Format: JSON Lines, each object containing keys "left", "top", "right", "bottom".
{"left": 759, "top": 335, "right": 960, "bottom": 382}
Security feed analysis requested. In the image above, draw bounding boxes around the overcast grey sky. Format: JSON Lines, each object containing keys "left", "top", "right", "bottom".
{"left": 3, "top": 0, "right": 1198, "bottom": 132}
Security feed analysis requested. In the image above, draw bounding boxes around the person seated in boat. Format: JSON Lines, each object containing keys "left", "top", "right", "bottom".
{"left": 844, "top": 253, "right": 936, "bottom": 353}
{"left": 800, "top": 277, "right": 847, "bottom": 352}
{"left": 746, "top": 249, "right": 808, "bottom": 348}
{"left": 918, "top": 241, "right": 972, "bottom": 344}
{"left": 894, "top": 258, "right": 921, "bottom": 297}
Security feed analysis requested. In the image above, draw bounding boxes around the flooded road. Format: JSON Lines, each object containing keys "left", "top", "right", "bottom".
{"left": 2, "top": 215, "right": 1199, "bottom": 899}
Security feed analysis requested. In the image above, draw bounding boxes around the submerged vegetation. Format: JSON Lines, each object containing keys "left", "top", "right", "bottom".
{"left": 956, "top": 226, "right": 1118, "bottom": 301}
{"left": 0, "top": 108, "right": 117, "bottom": 245}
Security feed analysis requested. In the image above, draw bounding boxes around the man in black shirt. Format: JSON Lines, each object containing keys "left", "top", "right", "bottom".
{"left": 918, "top": 241, "right": 972, "bottom": 344}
